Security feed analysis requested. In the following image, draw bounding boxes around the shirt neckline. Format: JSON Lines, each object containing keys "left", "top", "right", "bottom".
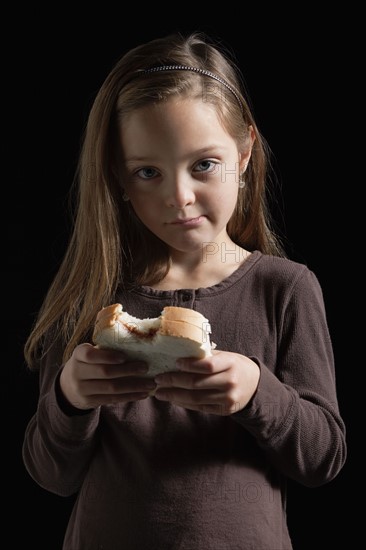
{"left": 133, "top": 250, "right": 263, "bottom": 298}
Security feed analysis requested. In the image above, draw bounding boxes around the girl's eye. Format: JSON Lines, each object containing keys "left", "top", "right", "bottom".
{"left": 194, "top": 160, "right": 218, "bottom": 173}
{"left": 136, "top": 167, "right": 159, "bottom": 179}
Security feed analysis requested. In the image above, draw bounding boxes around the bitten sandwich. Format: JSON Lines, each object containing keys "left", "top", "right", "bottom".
{"left": 92, "top": 303, "right": 215, "bottom": 377}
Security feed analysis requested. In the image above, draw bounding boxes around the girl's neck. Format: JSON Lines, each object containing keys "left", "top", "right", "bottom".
{"left": 150, "top": 243, "right": 251, "bottom": 291}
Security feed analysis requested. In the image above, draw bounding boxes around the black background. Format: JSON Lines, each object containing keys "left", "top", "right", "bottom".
{"left": 5, "top": 8, "right": 359, "bottom": 549}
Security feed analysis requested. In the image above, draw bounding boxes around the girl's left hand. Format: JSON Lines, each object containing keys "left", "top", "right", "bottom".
{"left": 154, "top": 350, "right": 260, "bottom": 416}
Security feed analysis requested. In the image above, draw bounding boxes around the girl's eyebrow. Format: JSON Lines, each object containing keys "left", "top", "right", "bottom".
{"left": 124, "top": 146, "right": 228, "bottom": 164}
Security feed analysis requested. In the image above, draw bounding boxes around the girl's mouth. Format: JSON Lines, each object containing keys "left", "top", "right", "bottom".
{"left": 169, "top": 216, "right": 206, "bottom": 226}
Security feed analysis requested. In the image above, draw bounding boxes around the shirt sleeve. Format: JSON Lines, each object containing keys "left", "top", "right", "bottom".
{"left": 232, "top": 267, "right": 347, "bottom": 487}
{"left": 22, "top": 338, "right": 101, "bottom": 497}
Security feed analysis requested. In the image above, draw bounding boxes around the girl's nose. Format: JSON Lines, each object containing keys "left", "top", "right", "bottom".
{"left": 164, "top": 174, "right": 195, "bottom": 208}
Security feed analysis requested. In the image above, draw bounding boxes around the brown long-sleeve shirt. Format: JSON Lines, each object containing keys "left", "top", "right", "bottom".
{"left": 22, "top": 251, "right": 347, "bottom": 549}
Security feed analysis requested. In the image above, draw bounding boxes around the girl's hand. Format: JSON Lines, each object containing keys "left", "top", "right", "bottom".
{"left": 59, "top": 343, "right": 156, "bottom": 410}
{"left": 154, "top": 350, "right": 260, "bottom": 416}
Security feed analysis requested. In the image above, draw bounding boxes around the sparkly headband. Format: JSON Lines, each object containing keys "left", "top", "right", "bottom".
{"left": 136, "top": 65, "right": 244, "bottom": 113}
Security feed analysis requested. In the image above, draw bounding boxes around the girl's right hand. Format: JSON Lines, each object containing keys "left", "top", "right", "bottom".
{"left": 59, "top": 343, "right": 156, "bottom": 410}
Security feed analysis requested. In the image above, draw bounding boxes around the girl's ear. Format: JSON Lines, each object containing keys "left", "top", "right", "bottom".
{"left": 239, "top": 125, "right": 256, "bottom": 172}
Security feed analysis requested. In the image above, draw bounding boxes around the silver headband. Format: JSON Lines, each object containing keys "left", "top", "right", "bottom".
{"left": 137, "top": 65, "right": 244, "bottom": 113}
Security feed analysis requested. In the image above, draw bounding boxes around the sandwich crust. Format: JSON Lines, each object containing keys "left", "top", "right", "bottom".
{"left": 93, "top": 303, "right": 211, "bottom": 342}
{"left": 92, "top": 303, "right": 214, "bottom": 377}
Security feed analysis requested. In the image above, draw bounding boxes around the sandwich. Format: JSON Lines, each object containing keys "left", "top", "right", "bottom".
{"left": 92, "top": 303, "right": 215, "bottom": 377}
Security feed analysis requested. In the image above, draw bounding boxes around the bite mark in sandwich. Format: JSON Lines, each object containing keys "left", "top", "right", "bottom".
{"left": 92, "top": 303, "right": 216, "bottom": 377}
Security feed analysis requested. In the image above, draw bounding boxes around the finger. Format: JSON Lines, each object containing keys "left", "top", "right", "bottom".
{"left": 154, "top": 370, "right": 231, "bottom": 390}
{"left": 176, "top": 350, "right": 227, "bottom": 374}
{"left": 85, "top": 361, "right": 149, "bottom": 380}
{"left": 81, "top": 376, "right": 157, "bottom": 395}
{"left": 154, "top": 388, "right": 242, "bottom": 415}
{"left": 75, "top": 343, "right": 136, "bottom": 365}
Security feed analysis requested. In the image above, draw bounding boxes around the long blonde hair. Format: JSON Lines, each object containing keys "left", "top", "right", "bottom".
{"left": 24, "top": 31, "right": 285, "bottom": 368}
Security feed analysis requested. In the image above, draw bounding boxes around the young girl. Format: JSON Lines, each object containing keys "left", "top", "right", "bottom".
{"left": 22, "top": 32, "right": 346, "bottom": 549}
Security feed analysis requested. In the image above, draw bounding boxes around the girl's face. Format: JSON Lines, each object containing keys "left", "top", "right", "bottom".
{"left": 120, "top": 98, "right": 252, "bottom": 258}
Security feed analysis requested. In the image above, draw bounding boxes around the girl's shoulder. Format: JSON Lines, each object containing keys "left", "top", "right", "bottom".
{"left": 254, "top": 251, "right": 312, "bottom": 279}
{"left": 220, "top": 250, "right": 316, "bottom": 288}
{"left": 253, "top": 251, "right": 324, "bottom": 301}
{"left": 211, "top": 249, "right": 312, "bottom": 287}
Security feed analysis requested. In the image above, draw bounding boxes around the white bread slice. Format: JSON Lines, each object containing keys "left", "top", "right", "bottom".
{"left": 92, "top": 303, "right": 215, "bottom": 377}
